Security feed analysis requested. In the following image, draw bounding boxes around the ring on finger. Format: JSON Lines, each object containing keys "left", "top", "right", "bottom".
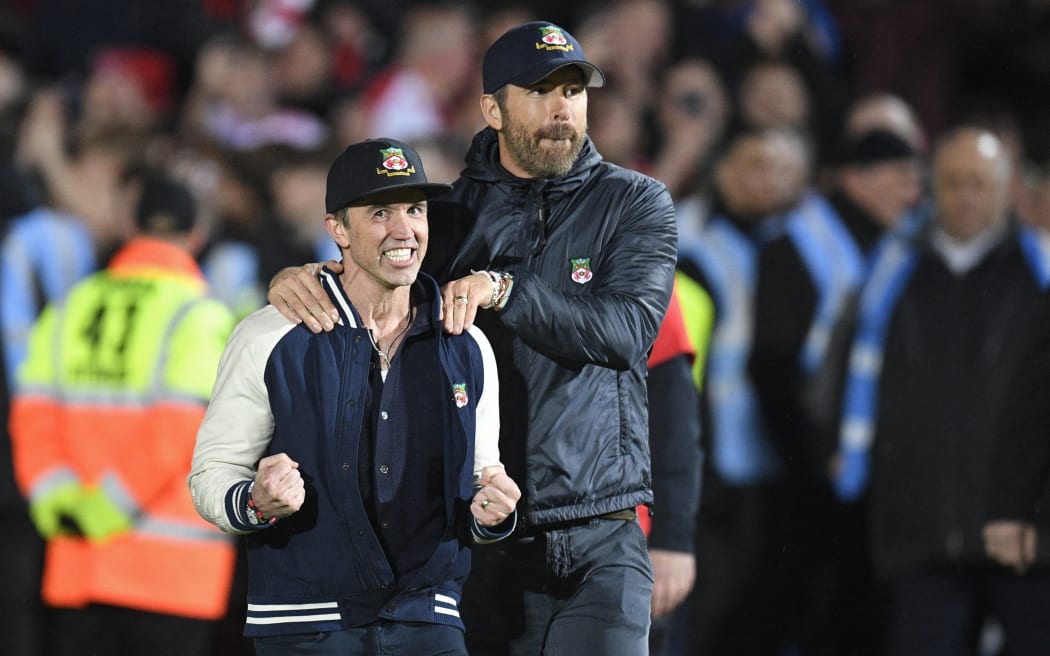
{"left": 480, "top": 498, "right": 490, "bottom": 509}
{"left": 454, "top": 295, "right": 468, "bottom": 304}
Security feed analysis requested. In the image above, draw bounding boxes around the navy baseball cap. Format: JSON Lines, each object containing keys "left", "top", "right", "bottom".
{"left": 482, "top": 21, "right": 606, "bottom": 95}
{"left": 325, "top": 138, "right": 452, "bottom": 213}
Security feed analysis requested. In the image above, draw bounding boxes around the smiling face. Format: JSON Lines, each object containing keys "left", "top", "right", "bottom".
{"left": 482, "top": 66, "right": 589, "bottom": 179}
{"left": 325, "top": 188, "right": 429, "bottom": 292}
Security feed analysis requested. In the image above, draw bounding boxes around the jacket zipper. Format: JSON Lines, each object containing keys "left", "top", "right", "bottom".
{"left": 531, "top": 191, "right": 547, "bottom": 257}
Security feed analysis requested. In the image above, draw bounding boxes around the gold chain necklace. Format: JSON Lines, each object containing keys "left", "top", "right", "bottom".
{"left": 367, "top": 306, "right": 413, "bottom": 370}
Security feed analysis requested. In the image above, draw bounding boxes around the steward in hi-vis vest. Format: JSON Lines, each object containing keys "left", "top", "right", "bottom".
{"left": 9, "top": 174, "right": 236, "bottom": 655}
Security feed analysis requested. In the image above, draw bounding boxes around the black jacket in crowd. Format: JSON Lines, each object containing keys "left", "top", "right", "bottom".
{"left": 750, "top": 190, "right": 885, "bottom": 479}
{"left": 986, "top": 285, "right": 1050, "bottom": 534}
{"left": 867, "top": 220, "right": 1050, "bottom": 577}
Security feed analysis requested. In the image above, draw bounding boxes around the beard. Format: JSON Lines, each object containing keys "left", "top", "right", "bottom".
{"left": 501, "top": 112, "right": 586, "bottom": 178}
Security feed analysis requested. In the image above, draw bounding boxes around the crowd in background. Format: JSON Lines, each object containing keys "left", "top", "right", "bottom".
{"left": 3, "top": 0, "right": 1050, "bottom": 655}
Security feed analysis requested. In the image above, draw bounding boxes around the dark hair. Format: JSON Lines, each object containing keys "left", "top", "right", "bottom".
{"left": 491, "top": 85, "right": 509, "bottom": 113}
{"left": 135, "top": 173, "right": 197, "bottom": 235}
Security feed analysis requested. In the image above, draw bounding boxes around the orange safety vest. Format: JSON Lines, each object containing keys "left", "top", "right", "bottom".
{"left": 9, "top": 237, "right": 237, "bottom": 620}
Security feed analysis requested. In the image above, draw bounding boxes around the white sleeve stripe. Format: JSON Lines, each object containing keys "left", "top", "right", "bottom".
{"left": 247, "top": 602, "right": 339, "bottom": 611}
{"left": 245, "top": 614, "right": 342, "bottom": 624}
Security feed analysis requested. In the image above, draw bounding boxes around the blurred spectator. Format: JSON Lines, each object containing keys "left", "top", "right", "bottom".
{"left": 9, "top": 173, "right": 238, "bottom": 655}
{"left": 325, "top": 92, "right": 369, "bottom": 150}
{"left": 832, "top": 127, "right": 1050, "bottom": 654}
{"left": 15, "top": 88, "right": 150, "bottom": 261}
{"left": 644, "top": 57, "right": 732, "bottom": 247}
{"left": 673, "top": 0, "right": 845, "bottom": 154}
{"left": 0, "top": 159, "right": 71, "bottom": 656}
{"left": 577, "top": 0, "right": 673, "bottom": 114}
{"left": 650, "top": 57, "right": 731, "bottom": 202}
{"left": 675, "top": 126, "right": 811, "bottom": 655}
{"left": 247, "top": 0, "right": 316, "bottom": 51}
{"left": 736, "top": 58, "right": 811, "bottom": 135}
{"left": 745, "top": 0, "right": 840, "bottom": 63}
{"left": 412, "top": 135, "right": 468, "bottom": 184}
{"left": 255, "top": 145, "right": 341, "bottom": 286}
{"left": 79, "top": 46, "right": 177, "bottom": 138}
{"left": 316, "top": 0, "right": 387, "bottom": 93}
{"left": 964, "top": 101, "right": 1032, "bottom": 231}
{"left": 267, "top": 21, "right": 334, "bottom": 118}
{"left": 587, "top": 89, "right": 648, "bottom": 170}
{"left": 180, "top": 34, "right": 328, "bottom": 152}
{"left": 196, "top": 150, "right": 271, "bottom": 319}
{"left": 843, "top": 92, "right": 927, "bottom": 152}
{"left": 674, "top": 0, "right": 837, "bottom": 71}
{"left": 646, "top": 279, "right": 709, "bottom": 656}
{"left": 361, "top": 3, "right": 477, "bottom": 142}
{"left": 749, "top": 127, "right": 922, "bottom": 655}
{"left": 0, "top": 169, "right": 96, "bottom": 387}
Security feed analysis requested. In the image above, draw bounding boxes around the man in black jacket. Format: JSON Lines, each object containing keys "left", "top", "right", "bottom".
{"left": 832, "top": 127, "right": 1050, "bottom": 654}
{"left": 749, "top": 128, "right": 921, "bottom": 655}
{"left": 268, "top": 21, "right": 677, "bottom": 656}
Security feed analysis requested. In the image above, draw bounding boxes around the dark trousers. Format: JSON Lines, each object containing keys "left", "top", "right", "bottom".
{"left": 254, "top": 621, "right": 468, "bottom": 656}
{"left": 462, "top": 516, "right": 653, "bottom": 656}
{"left": 886, "top": 565, "right": 1050, "bottom": 656}
{"left": 681, "top": 480, "right": 797, "bottom": 656}
{"left": 47, "top": 603, "right": 217, "bottom": 656}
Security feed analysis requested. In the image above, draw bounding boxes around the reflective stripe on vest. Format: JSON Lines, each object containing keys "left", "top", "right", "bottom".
{"left": 833, "top": 233, "right": 918, "bottom": 501}
{"left": 681, "top": 217, "right": 780, "bottom": 485}
{"left": 833, "top": 226, "right": 1050, "bottom": 502}
{"left": 1018, "top": 226, "right": 1050, "bottom": 290}
{"left": 785, "top": 194, "right": 865, "bottom": 376}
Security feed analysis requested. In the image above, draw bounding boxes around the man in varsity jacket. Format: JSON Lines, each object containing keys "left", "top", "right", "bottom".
{"left": 189, "top": 138, "right": 520, "bottom": 656}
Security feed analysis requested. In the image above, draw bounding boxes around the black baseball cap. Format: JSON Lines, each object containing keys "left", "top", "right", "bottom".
{"left": 482, "top": 21, "right": 606, "bottom": 95}
{"left": 324, "top": 138, "right": 453, "bottom": 213}
{"left": 836, "top": 128, "right": 918, "bottom": 167}
{"left": 136, "top": 173, "right": 197, "bottom": 233}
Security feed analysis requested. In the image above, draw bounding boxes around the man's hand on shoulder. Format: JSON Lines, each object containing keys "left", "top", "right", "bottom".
{"left": 268, "top": 261, "right": 342, "bottom": 333}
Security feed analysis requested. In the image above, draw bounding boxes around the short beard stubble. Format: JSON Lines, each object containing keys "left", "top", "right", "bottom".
{"left": 499, "top": 104, "right": 586, "bottom": 178}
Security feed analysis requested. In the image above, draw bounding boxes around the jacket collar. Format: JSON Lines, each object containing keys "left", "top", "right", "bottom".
{"left": 318, "top": 267, "right": 442, "bottom": 336}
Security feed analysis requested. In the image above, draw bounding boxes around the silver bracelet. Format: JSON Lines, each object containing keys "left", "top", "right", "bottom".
{"left": 472, "top": 270, "right": 502, "bottom": 309}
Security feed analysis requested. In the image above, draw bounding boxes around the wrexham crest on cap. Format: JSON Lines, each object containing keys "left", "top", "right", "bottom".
{"left": 570, "top": 257, "right": 593, "bottom": 284}
{"left": 453, "top": 383, "right": 469, "bottom": 408}
{"left": 537, "top": 25, "right": 572, "bottom": 52}
{"left": 378, "top": 147, "right": 415, "bottom": 177}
